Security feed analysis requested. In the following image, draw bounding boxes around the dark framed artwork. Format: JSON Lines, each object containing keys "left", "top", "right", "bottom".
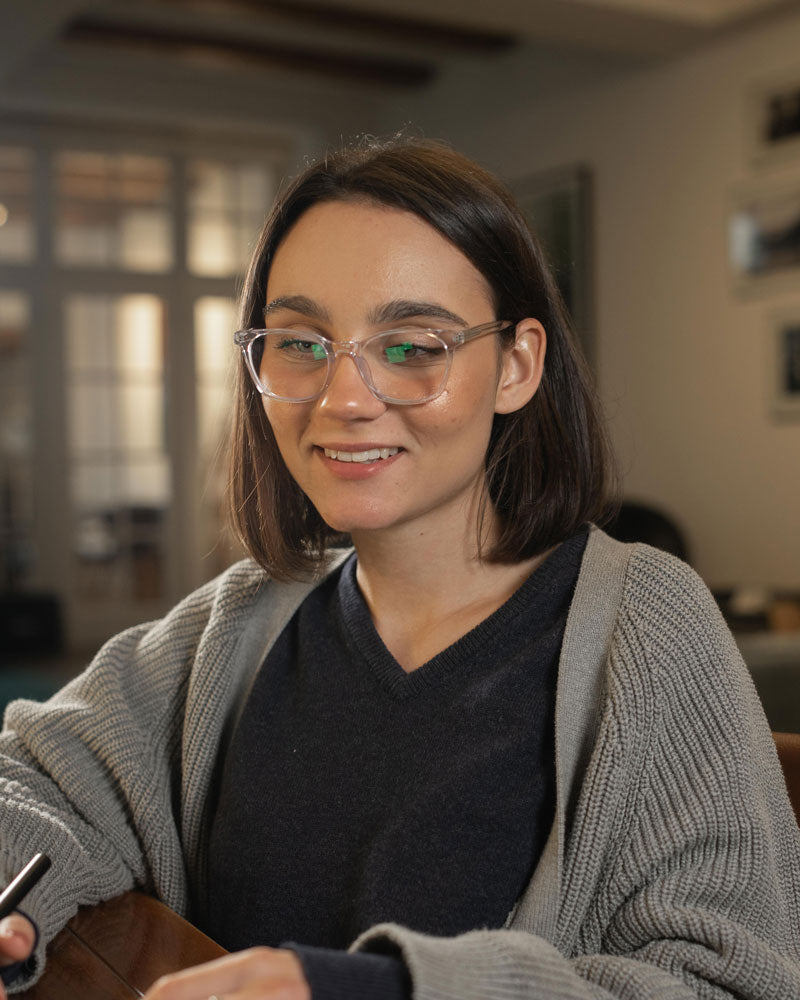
{"left": 749, "top": 69, "right": 800, "bottom": 163}
{"left": 729, "top": 182, "right": 800, "bottom": 292}
{"left": 770, "top": 311, "right": 800, "bottom": 419}
{"left": 512, "top": 165, "right": 594, "bottom": 365}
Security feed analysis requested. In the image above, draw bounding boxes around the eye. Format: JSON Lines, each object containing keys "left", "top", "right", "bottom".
{"left": 384, "top": 343, "right": 425, "bottom": 363}
{"left": 377, "top": 331, "right": 446, "bottom": 365}
{"left": 275, "top": 336, "right": 327, "bottom": 361}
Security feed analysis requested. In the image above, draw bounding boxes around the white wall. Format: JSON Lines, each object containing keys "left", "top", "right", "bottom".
{"left": 398, "top": 13, "right": 800, "bottom": 590}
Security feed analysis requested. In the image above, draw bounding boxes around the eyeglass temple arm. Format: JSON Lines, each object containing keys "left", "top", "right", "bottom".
{"left": 452, "top": 320, "right": 514, "bottom": 347}
{"left": 234, "top": 328, "right": 262, "bottom": 347}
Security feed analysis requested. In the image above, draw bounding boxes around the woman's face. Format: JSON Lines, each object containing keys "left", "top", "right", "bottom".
{"left": 262, "top": 198, "right": 539, "bottom": 544}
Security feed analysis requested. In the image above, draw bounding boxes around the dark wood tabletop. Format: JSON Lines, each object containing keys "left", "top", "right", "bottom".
{"left": 20, "top": 892, "right": 226, "bottom": 999}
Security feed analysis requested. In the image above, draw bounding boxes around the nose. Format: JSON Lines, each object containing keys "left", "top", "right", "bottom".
{"left": 317, "top": 351, "right": 386, "bottom": 418}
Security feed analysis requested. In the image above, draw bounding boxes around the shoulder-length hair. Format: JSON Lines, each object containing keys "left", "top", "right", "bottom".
{"left": 229, "top": 137, "right": 616, "bottom": 580}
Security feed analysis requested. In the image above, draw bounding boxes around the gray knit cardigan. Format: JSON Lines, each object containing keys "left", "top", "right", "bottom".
{"left": 1, "top": 528, "right": 799, "bottom": 998}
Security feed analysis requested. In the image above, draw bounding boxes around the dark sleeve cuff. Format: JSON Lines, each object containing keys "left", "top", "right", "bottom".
{"left": 284, "top": 942, "right": 411, "bottom": 1000}
{"left": 0, "top": 910, "right": 39, "bottom": 988}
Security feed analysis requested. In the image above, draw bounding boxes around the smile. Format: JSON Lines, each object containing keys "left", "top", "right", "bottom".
{"left": 323, "top": 447, "right": 400, "bottom": 463}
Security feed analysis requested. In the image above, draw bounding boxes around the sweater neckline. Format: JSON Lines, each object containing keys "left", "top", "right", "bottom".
{"left": 335, "top": 528, "right": 589, "bottom": 700}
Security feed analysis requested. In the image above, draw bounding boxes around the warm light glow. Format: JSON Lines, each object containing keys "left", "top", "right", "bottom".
{"left": 195, "top": 296, "right": 236, "bottom": 374}
{"left": 117, "top": 295, "right": 163, "bottom": 373}
{"left": 195, "top": 296, "right": 236, "bottom": 457}
{"left": 0, "top": 203, "right": 8, "bottom": 226}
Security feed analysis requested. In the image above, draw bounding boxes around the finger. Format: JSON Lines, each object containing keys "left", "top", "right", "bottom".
{"left": 225, "top": 984, "right": 309, "bottom": 1000}
{"left": 143, "top": 948, "right": 308, "bottom": 1000}
{"left": 0, "top": 914, "right": 36, "bottom": 965}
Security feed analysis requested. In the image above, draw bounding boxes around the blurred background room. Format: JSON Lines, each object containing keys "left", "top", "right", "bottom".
{"left": 0, "top": 0, "right": 799, "bottom": 725}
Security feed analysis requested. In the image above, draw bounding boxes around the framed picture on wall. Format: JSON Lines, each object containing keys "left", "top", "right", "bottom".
{"left": 769, "top": 310, "right": 800, "bottom": 419}
{"left": 511, "top": 165, "right": 594, "bottom": 365}
{"left": 729, "top": 181, "right": 800, "bottom": 293}
{"left": 748, "top": 68, "right": 800, "bottom": 164}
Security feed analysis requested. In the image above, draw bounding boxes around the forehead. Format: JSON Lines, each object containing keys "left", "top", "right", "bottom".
{"left": 266, "top": 199, "right": 493, "bottom": 311}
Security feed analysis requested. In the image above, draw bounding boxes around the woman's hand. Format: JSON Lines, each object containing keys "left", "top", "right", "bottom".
{"left": 0, "top": 913, "right": 36, "bottom": 1000}
{"left": 143, "top": 947, "right": 311, "bottom": 1000}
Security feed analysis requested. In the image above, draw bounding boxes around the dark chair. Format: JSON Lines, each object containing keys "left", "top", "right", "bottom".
{"left": 773, "top": 731, "right": 800, "bottom": 825}
{"left": 604, "top": 501, "right": 690, "bottom": 563}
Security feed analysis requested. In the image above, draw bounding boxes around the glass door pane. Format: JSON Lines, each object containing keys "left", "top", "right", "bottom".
{"left": 55, "top": 152, "right": 173, "bottom": 272}
{"left": 187, "top": 159, "right": 274, "bottom": 277}
{"left": 0, "top": 291, "right": 34, "bottom": 588}
{"left": 65, "top": 293, "right": 171, "bottom": 603}
{"left": 194, "top": 295, "right": 242, "bottom": 577}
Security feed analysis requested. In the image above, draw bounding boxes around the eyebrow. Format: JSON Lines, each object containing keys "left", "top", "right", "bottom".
{"left": 263, "top": 296, "right": 467, "bottom": 328}
{"left": 369, "top": 300, "right": 467, "bottom": 327}
{"left": 264, "top": 295, "right": 331, "bottom": 322}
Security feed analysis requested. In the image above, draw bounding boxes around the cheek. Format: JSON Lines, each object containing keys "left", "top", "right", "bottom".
{"left": 261, "top": 401, "right": 305, "bottom": 465}
{"left": 414, "top": 381, "right": 496, "bottom": 452}
{"left": 437, "top": 361, "right": 500, "bottom": 427}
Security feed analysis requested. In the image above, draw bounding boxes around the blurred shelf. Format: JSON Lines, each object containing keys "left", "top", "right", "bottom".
{"left": 735, "top": 630, "right": 800, "bottom": 733}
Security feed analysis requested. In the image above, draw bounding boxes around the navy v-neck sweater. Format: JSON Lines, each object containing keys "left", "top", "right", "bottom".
{"left": 204, "top": 528, "right": 587, "bottom": 998}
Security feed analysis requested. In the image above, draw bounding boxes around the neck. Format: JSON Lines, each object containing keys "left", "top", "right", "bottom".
{"left": 350, "top": 499, "right": 550, "bottom": 670}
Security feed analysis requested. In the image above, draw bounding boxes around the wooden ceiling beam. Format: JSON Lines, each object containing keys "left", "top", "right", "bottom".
{"left": 62, "top": 17, "right": 437, "bottom": 87}
{"left": 152, "top": 0, "right": 516, "bottom": 53}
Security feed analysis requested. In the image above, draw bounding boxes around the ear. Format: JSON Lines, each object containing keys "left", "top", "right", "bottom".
{"left": 494, "top": 319, "right": 546, "bottom": 415}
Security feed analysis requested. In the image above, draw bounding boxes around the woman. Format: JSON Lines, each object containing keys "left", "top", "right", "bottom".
{"left": 0, "top": 138, "right": 798, "bottom": 1000}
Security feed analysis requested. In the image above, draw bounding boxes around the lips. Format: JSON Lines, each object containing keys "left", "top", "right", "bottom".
{"left": 322, "top": 446, "right": 400, "bottom": 464}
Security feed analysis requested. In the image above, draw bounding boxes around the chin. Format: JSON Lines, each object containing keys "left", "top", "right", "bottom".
{"left": 321, "top": 516, "right": 392, "bottom": 535}
{"left": 315, "top": 504, "right": 399, "bottom": 536}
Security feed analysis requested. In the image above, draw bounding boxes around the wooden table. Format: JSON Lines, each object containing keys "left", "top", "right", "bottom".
{"left": 20, "top": 893, "right": 226, "bottom": 998}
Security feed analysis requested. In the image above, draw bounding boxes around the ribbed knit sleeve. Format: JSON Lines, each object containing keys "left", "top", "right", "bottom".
{"left": 351, "top": 545, "right": 800, "bottom": 999}
{"left": 0, "top": 559, "right": 268, "bottom": 990}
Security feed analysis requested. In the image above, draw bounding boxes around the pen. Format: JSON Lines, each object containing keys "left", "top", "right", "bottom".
{"left": 0, "top": 854, "right": 51, "bottom": 921}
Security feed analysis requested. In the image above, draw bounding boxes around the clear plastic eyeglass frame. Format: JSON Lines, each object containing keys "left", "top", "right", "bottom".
{"left": 233, "top": 319, "right": 514, "bottom": 405}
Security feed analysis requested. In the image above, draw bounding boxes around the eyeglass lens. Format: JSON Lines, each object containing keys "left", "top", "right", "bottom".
{"left": 252, "top": 330, "right": 450, "bottom": 402}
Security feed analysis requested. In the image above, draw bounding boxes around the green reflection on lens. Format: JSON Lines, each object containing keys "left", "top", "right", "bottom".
{"left": 385, "top": 343, "right": 412, "bottom": 364}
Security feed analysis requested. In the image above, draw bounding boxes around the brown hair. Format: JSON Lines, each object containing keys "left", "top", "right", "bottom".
{"left": 229, "top": 137, "right": 616, "bottom": 579}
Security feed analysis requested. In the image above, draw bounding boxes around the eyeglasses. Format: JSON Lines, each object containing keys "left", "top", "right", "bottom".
{"left": 234, "top": 319, "right": 513, "bottom": 405}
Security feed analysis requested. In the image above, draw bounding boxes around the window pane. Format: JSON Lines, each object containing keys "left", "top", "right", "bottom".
{"left": 56, "top": 201, "right": 117, "bottom": 267}
{"left": 118, "top": 155, "right": 171, "bottom": 204}
{"left": 187, "top": 214, "right": 238, "bottom": 278}
{"left": 119, "top": 207, "right": 172, "bottom": 271}
{"left": 238, "top": 221, "right": 258, "bottom": 269}
{"left": 195, "top": 296, "right": 236, "bottom": 375}
{"left": 194, "top": 296, "right": 241, "bottom": 576}
{"left": 57, "top": 150, "right": 111, "bottom": 200}
{"left": 121, "top": 455, "right": 170, "bottom": 506}
{"left": 187, "top": 160, "right": 231, "bottom": 210}
{"left": 65, "top": 293, "right": 170, "bottom": 602}
{"left": 68, "top": 384, "right": 115, "bottom": 453}
{"left": 0, "top": 291, "right": 34, "bottom": 588}
{"left": 119, "top": 384, "right": 163, "bottom": 451}
{"left": 239, "top": 164, "right": 273, "bottom": 213}
{"left": 187, "top": 159, "right": 274, "bottom": 277}
{"left": 55, "top": 151, "right": 173, "bottom": 272}
{"left": 0, "top": 147, "right": 35, "bottom": 262}
{"left": 65, "top": 295, "right": 115, "bottom": 371}
{"left": 195, "top": 296, "right": 235, "bottom": 454}
{"left": 115, "top": 296, "right": 163, "bottom": 374}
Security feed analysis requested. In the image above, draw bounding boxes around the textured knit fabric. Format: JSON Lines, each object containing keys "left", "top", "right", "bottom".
{"left": 0, "top": 528, "right": 798, "bottom": 999}
{"left": 206, "top": 531, "right": 585, "bottom": 954}
{"left": 288, "top": 942, "right": 410, "bottom": 1000}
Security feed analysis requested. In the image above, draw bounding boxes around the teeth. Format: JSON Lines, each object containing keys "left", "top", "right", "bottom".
{"left": 323, "top": 447, "right": 400, "bottom": 463}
